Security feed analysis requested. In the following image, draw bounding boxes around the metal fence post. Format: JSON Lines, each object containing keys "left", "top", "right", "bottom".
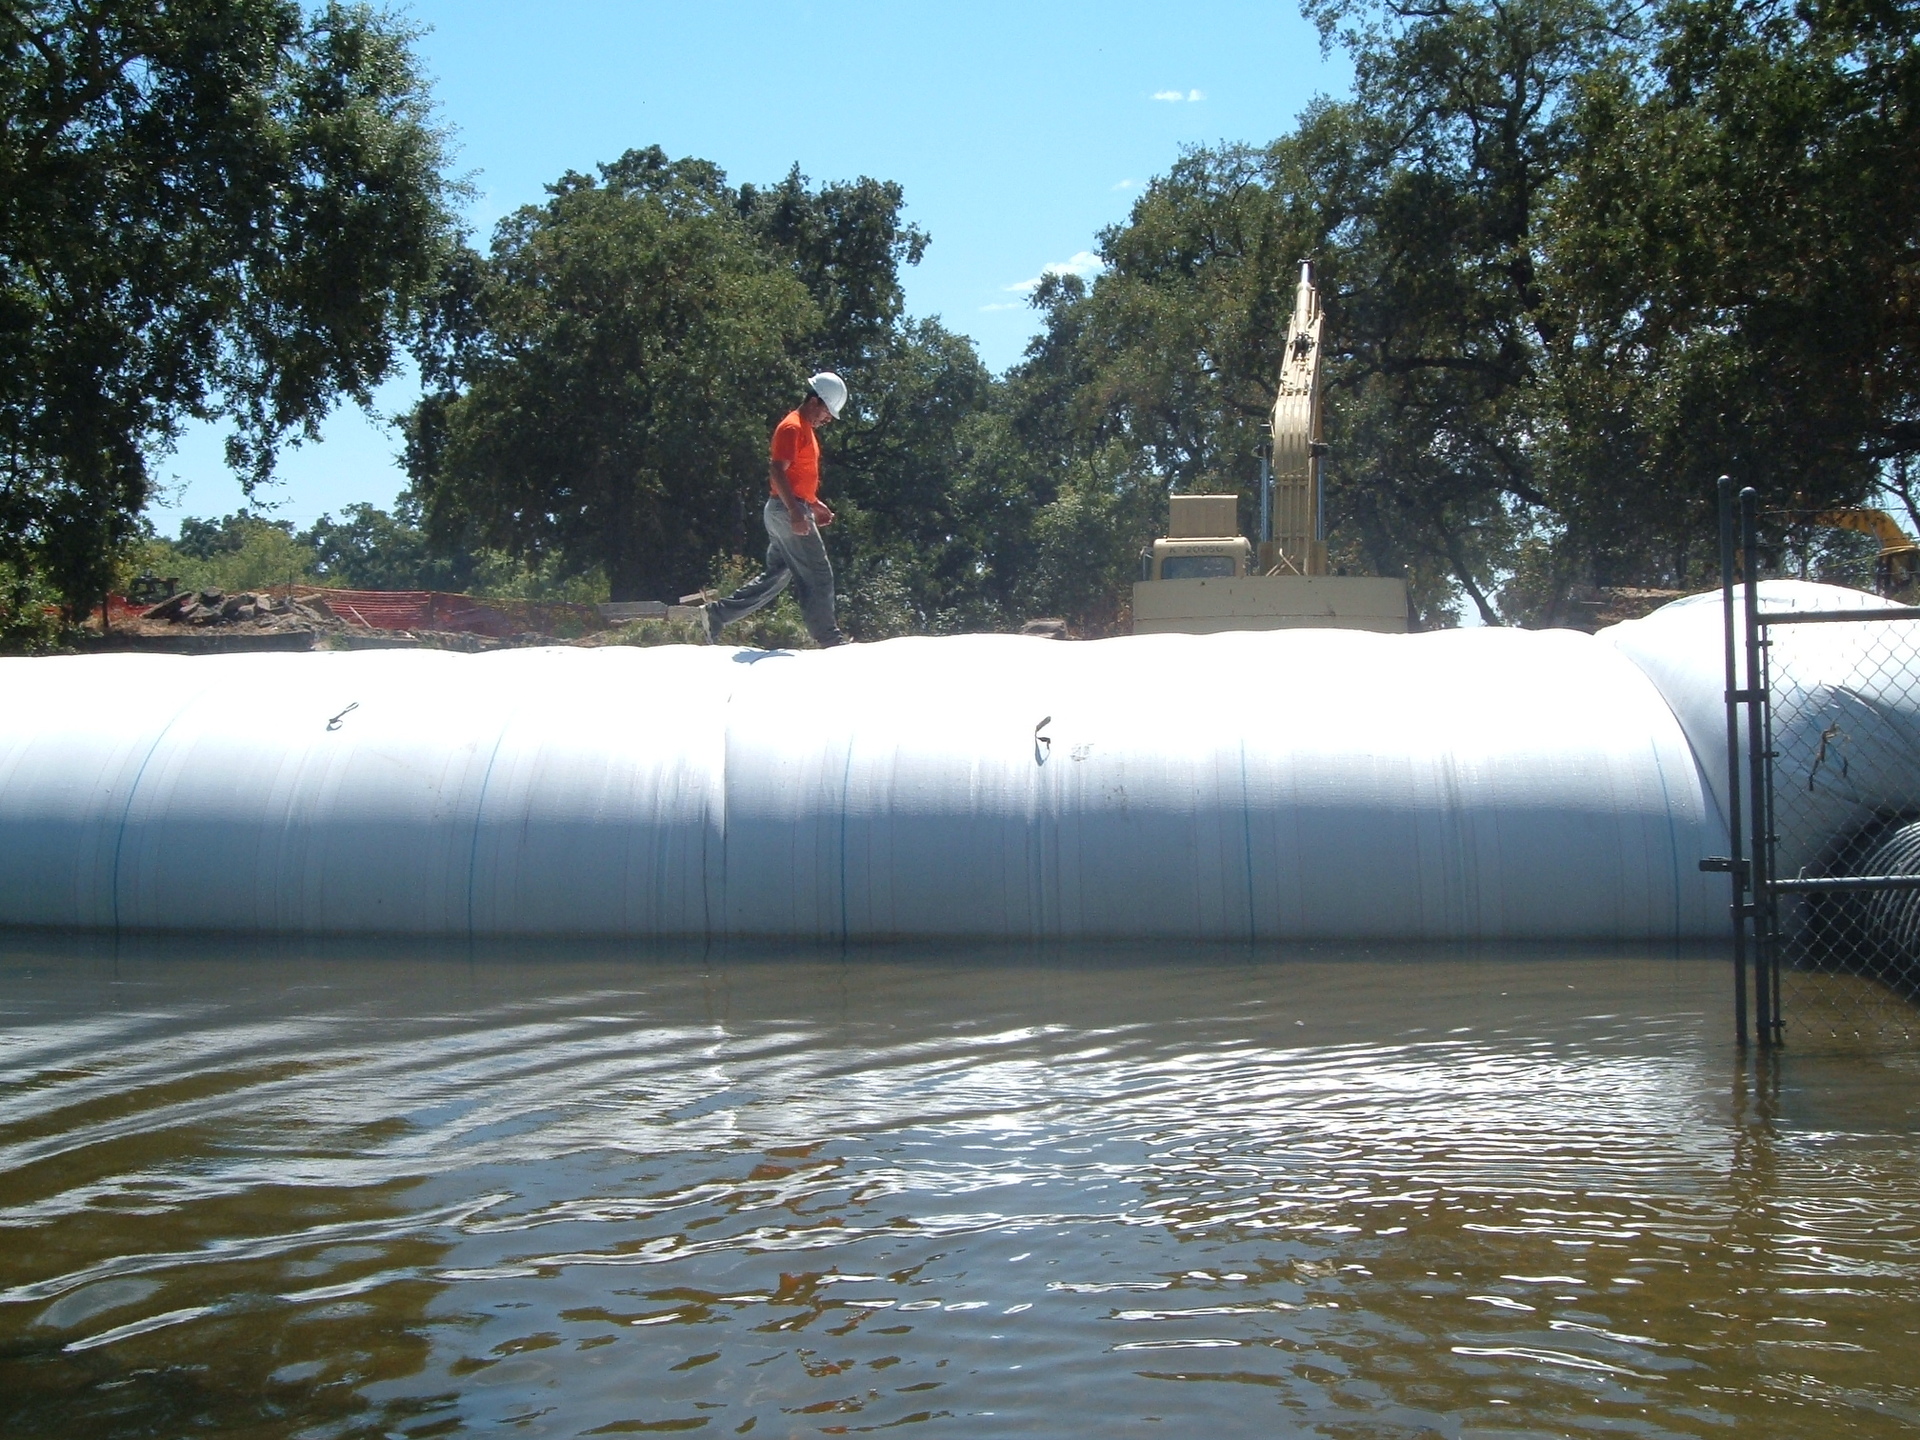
{"left": 1719, "top": 477, "right": 1749, "bottom": 1046}
{"left": 1762, "top": 627, "right": 1785, "bottom": 1046}
{"left": 1739, "top": 488, "right": 1779, "bottom": 1046}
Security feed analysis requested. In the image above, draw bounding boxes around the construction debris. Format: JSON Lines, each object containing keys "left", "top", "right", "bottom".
{"left": 1020, "top": 618, "right": 1070, "bottom": 639}
{"left": 143, "top": 589, "right": 332, "bottom": 632}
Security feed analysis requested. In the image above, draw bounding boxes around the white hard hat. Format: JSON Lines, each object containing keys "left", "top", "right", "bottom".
{"left": 808, "top": 371, "right": 848, "bottom": 419}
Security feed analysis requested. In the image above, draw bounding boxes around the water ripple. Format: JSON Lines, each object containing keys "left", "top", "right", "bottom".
{"left": 0, "top": 942, "right": 1916, "bottom": 1439}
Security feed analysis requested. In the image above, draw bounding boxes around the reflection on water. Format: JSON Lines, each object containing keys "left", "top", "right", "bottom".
{"left": 1, "top": 936, "right": 1916, "bottom": 1439}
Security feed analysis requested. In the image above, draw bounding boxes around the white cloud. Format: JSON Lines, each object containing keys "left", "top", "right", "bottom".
{"left": 1004, "top": 250, "right": 1106, "bottom": 295}
{"left": 1151, "top": 88, "right": 1206, "bottom": 102}
{"left": 1112, "top": 178, "right": 1140, "bottom": 191}
{"left": 978, "top": 301, "right": 1023, "bottom": 312}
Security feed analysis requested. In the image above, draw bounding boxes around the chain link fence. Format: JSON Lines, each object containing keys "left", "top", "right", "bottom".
{"left": 1761, "top": 611, "right": 1920, "bottom": 1047}
{"left": 1708, "top": 481, "right": 1920, "bottom": 1049}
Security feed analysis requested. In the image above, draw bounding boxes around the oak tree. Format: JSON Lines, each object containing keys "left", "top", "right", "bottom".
{"left": 0, "top": 0, "right": 459, "bottom": 621}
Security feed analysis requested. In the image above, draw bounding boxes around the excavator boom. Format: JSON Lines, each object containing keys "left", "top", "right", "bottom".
{"left": 1129, "top": 259, "right": 1408, "bottom": 633}
{"left": 1268, "top": 262, "right": 1326, "bottom": 576}
{"left": 1809, "top": 507, "right": 1920, "bottom": 598}
{"left": 1812, "top": 507, "right": 1918, "bottom": 554}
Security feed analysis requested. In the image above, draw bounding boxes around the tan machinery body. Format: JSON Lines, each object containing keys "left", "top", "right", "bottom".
{"left": 1133, "top": 575, "right": 1412, "bottom": 634}
{"left": 1131, "top": 264, "right": 1407, "bottom": 634}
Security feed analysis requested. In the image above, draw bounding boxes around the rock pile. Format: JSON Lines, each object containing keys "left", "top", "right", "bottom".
{"left": 143, "top": 589, "right": 332, "bottom": 633}
{"left": 1019, "top": 617, "right": 1071, "bottom": 640}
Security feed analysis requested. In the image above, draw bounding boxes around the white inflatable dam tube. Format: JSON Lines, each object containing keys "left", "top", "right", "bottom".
{"left": 1601, "top": 581, "right": 1920, "bottom": 880}
{"left": 0, "top": 622, "right": 1731, "bottom": 942}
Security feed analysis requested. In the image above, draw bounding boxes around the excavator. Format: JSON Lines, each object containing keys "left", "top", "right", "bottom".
{"left": 1132, "top": 261, "right": 1409, "bottom": 634}
{"left": 1129, "top": 256, "right": 1917, "bottom": 630}
{"left": 1811, "top": 508, "right": 1920, "bottom": 598}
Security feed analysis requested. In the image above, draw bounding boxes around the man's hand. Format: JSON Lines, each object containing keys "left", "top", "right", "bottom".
{"left": 809, "top": 499, "right": 835, "bottom": 528}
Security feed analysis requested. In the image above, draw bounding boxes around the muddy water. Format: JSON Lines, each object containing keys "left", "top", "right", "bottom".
{"left": 1, "top": 939, "right": 1916, "bottom": 1439}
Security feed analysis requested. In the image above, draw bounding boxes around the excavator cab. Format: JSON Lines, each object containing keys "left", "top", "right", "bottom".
{"left": 1145, "top": 496, "right": 1253, "bottom": 581}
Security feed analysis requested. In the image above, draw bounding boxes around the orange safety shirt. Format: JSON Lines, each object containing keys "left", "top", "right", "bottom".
{"left": 769, "top": 410, "right": 821, "bottom": 504}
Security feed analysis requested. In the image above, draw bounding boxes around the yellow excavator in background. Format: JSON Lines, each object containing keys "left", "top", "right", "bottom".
{"left": 1131, "top": 262, "right": 1409, "bottom": 634}
{"left": 1812, "top": 508, "right": 1920, "bottom": 597}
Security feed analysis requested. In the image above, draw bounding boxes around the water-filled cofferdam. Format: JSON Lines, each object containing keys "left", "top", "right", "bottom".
{"left": 1, "top": 582, "right": 1911, "bottom": 942}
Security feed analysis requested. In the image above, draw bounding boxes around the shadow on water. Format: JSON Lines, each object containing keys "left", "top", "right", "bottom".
{"left": 0, "top": 931, "right": 1916, "bottom": 1438}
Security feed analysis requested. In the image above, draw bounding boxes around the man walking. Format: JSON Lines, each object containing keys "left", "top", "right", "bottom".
{"left": 704, "top": 372, "right": 849, "bottom": 648}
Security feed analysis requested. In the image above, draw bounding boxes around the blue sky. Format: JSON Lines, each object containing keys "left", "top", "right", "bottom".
{"left": 153, "top": 0, "right": 1350, "bottom": 532}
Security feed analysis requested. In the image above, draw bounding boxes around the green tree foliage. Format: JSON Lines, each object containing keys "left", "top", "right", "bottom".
{"left": 1306, "top": 0, "right": 1632, "bottom": 623}
{"left": 405, "top": 149, "right": 824, "bottom": 601}
{"left": 0, "top": 558, "right": 61, "bottom": 651}
{"left": 1008, "top": 0, "right": 1918, "bottom": 626}
{"left": 131, "top": 511, "right": 318, "bottom": 593}
{"left": 824, "top": 277, "right": 1164, "bottom": 636}
{"left": 824, "top": 318, "right": 1001, "bottom": 633}
{"left": 406, "top": 147, "right": 1001, "bottom": 616}
{"left": 736, "top": 166, "right": 930, "bottom": 363}
{"left": 1006, "top": 0, "right": 1627, "bottom": 626}
{"left": 1540, "top": 0, "right": 1920, "bottom": 589}
{"left": 0, "top": 0, "right": 460, "bottom": 620}
{"left": 133, "top": 502, "right": 610, "bottom": 604}
{"left": 302, "top": 499, "right": 478, "bottom": 592}
{"left": 995, "top": 151, "right": 1350, "bottom": 622}
{"left": 36, "top": 0, "right": 1904, "bottom": 641}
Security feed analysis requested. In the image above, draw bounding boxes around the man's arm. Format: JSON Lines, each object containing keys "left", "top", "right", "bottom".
{"left": 768, "top": 459, "right": 812, "bottom": 536}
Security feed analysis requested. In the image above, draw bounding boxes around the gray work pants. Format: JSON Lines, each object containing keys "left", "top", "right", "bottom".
{"left": 706, "top": 497, "right": 847, "bottom": 647}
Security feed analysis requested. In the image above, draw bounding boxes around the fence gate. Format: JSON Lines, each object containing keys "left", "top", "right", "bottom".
{"left": 1714, "top": 479, "right": 1920, "bottom": 1046}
